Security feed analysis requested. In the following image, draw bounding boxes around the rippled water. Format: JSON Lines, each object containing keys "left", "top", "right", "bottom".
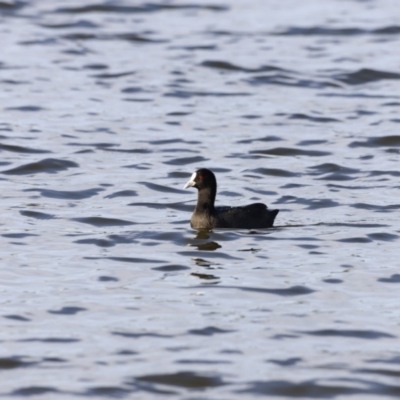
{"left": 1, "top": 0, "right": 400, "bottom": 398}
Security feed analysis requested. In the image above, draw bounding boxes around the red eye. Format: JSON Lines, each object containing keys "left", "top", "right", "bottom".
{"left": 198, "top": 174, "right": 204, "bottom": 179}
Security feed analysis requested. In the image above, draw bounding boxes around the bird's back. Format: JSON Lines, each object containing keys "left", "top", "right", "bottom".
{"left": 214, "top": 203, "right": 278, "bottom": 229}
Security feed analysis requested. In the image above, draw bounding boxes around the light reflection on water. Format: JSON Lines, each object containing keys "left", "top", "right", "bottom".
{"left": 1, "top": 0, "right": 400, "bottom": 398}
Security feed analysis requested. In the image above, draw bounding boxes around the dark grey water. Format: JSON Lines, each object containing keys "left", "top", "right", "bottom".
{"left": 1, "top": 0, "right": 400, "bottom": 398}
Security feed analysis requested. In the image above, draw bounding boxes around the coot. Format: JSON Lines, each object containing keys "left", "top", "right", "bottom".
{"left": 184, "top": 168, "right": 279, "bottom": 230}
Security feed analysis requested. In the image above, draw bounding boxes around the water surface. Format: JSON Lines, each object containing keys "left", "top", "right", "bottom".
{"left": 1, "top": 0, "right": 400, "bottom": 398}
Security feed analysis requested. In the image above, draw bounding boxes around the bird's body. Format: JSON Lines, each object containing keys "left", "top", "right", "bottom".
{"left": 184, "top": 168, "right": 279, "bottom": 230}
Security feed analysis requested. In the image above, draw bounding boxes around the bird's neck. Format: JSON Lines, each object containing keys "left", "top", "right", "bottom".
{"left": 196, "top": 187, "right": 216, "bottom": 212}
